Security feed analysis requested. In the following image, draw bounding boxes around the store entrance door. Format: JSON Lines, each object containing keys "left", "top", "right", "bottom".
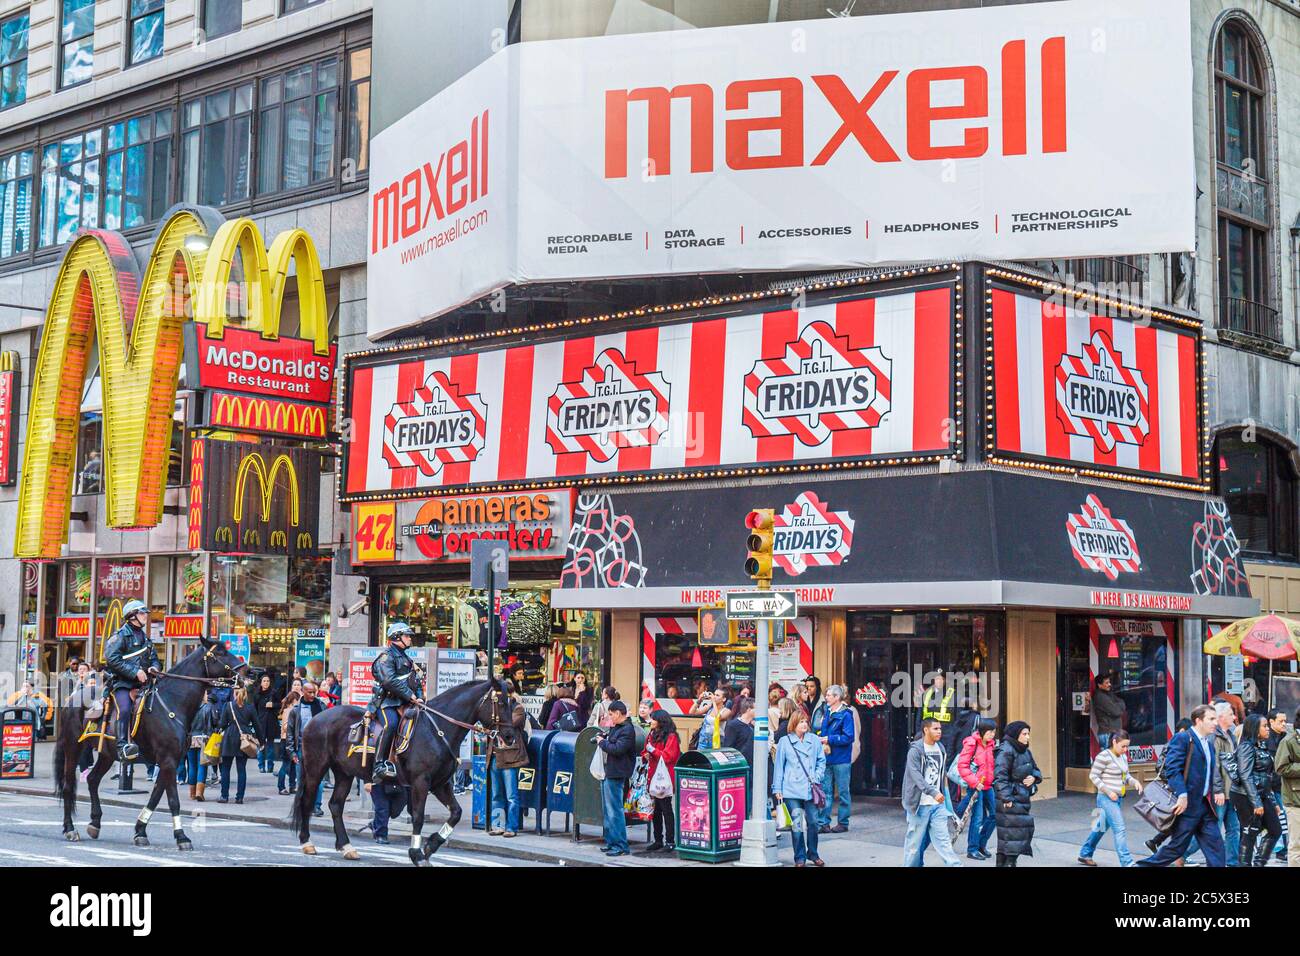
{"left": 848, "top": 639, "right": 939, "bottom": 797}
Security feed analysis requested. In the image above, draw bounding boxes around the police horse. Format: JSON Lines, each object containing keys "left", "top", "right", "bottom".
{"left": 293, "top": 678, "right": 510, "bottom": 865}
{"left": 53, "top": 637, "right": 249, "bottom": 849}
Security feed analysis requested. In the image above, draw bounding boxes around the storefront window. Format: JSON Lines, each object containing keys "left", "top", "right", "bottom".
{"left": 96, "top": 558, "right": 146, "bottom": 616}
{"left": 1060, "top": 616, "right": 1175, "bottom": 768}
{"left": 380, "top": 582, "right": 574, "bottom": 695}
{"left": 173, "top": 554, "right": 205, "bottom": 614}
{"left": 63, "top": 561, "right": 91, "bottom": 613}
{"left": 210, "top": 554, "right": 330, "bottom": 672}
{"left": 643, "top": 614, "right": 813, "bottom": 709}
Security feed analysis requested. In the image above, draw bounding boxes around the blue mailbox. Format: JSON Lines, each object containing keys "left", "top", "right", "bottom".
{"left": 519, "top": 729, "right": 558, "bottom": 834}
{"left": 543, "top": 730, "right": 579, "bottom": 833}
{"left": 470, "top": 753, "right": 488, "bottom": 830}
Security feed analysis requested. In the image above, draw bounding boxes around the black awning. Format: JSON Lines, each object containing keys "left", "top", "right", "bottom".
{"left": 551, "top": 470, "right": 1258, "bottom": 617}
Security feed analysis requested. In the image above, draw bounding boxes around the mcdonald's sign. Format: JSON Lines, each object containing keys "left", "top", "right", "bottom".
{"left": 190, "top": 437, "right": 321, "bottom": 556}
{"left": 13, "top": 205, "right": 333, "bottom": 560}
{"left": 0, "top": 351, "right": 20, "bottom": 486}
{"left": 205, "top": 391, "right": 330, "bottom": 439}
{"left": 164, "top": 614, "right": 205, "bottom": 638}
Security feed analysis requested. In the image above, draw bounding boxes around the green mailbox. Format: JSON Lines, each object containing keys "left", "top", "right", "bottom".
{"left": 573, "top": 724, "right": 650, "bottom": 844}
{"left": 675, "top": 748, "right": 751, "bottom": 863}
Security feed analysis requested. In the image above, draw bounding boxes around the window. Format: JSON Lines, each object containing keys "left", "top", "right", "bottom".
{"left": 1216, "top": 431, "right": 1297, "bottom": 558}
{"left": 0, "top": 149, "right": 33, "bottom": 259}
{"left": 282, "top": 0, "right": 326, "bottom": 12}
{"left": 181, "top": 83, "right": 253, "bottom": 207}
{"left": 63, "top": 561, "right": 91, "bottom": 614}
{"left": 128, "top": 0, "right": 165, "bottom": 66}
{"left": 104, "top": 108, "right": 173, "bottom": 229}
{"left": 39, "top": 129, "right": 102, "bottom": 247}
{"left": 257, "top": 58, "right": 338, "bottom": 196}
{"left": 345, "top": 48, "right": 370, "bottom": 176}
{"left": 1214, "top": 21, "right": 1277, "bottom": 340}
{"left": 1, "top": 10, "right": 28, "bottom": 109}
{"left": 60, "top": 0, "right": 95, "bottom": 89}
{"left": 203, "top": 0, "right": 241, "bottom": 40}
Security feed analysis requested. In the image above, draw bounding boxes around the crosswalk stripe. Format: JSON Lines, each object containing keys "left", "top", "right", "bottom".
{"left": 0, "top": 847, "right": 92, "bottom": 867}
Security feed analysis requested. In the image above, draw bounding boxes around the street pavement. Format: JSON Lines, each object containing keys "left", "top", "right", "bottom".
{"left": 3, "top": 741, "right": 1268, "bottom": 868}
{"left": 0, "top": 789, "right": 534, "bottom": 868}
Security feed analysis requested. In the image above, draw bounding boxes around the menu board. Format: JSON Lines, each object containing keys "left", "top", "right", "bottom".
{"left": 1120, "top": 636, "right": 1144, "bottom": 690}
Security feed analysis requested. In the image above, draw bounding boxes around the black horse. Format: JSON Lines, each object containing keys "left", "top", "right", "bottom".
{"left": 293, "top": 678, "right": 510, "bottom": 865}
{"left": 52, "top": 636, "right": 249, "bottom": 849}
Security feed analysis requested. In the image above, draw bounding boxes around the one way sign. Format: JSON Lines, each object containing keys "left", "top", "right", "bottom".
{"left": 725, "top": 590, "right": 798, "bottom": 620}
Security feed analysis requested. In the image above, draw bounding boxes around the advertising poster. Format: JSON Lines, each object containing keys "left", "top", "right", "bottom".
{"left": 295, "top": 636, "right": 328, "bottom": 682}
{"left": 435, "top": 648, "right": 477, "bottom": 697}
{"left": 219, "top": 633, "right": 251, "bottom": 664}
{"left": 677, "top": 776, "right": 711, "bottom": 849}
{"left": 368, "top": 0, "right": 1195, "bottom": 336}
{"left": 2, "top": 721, "right": 34, "bottom": 778}
{"left": 347, "top": 646, "right": 430, "bottom": 706}
{"left": 717, "top": 775, "right": 747, "bottom": 846}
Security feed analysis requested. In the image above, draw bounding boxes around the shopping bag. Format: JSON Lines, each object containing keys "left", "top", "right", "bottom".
{"left": 648, "top": 757, "right": 673, "bottom": 799}
{"left": 776, "top": 800, "right": 794, "bottom": 830}
{"left": 589, "top": 743, "right": 606, "bottom": 781}
{"left": 202, "top": 731, "right": 223, "bottom": 760}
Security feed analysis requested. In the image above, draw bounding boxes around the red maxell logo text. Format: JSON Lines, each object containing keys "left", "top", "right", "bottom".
{"left": 371, "top": 109, "right": 490, "bottom": 253}
{"left": 604, "top": 37, "right": 1066, "bottom": 178}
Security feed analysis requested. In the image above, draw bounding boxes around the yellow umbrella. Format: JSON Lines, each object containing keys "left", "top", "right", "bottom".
{"left": 1204, "top": 614, "right": 1300, "bottom": 660}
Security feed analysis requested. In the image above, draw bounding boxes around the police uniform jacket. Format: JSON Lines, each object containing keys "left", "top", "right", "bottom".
{"left": 372, "top": 643, "right": 422, "bottom": 708}
{"left": 103, "top": 623, "right": 161, "bottom": 693}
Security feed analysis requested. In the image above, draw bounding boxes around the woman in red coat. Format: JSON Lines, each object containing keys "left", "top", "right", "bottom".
{"left": 641, "top": 708, "right": 682, "bottom": 854}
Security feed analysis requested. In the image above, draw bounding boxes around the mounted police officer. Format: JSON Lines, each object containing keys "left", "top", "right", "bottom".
{"left": 369, "top": 621, "right": 424, "bottom": 783}
{"left": 103, "top": 599, "right": 161, "bottom": 761}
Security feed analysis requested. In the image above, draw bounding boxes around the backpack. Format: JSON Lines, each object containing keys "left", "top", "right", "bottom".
{"left": 557, "top": 707, "right": 581, "bottom": 732}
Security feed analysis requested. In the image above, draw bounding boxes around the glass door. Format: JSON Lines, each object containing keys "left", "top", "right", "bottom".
{"left": 848, "top": 627, "right": 939, "bottom": 796}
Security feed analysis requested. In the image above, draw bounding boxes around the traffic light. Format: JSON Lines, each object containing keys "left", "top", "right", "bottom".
{"left": 745, "top": 508, "right": 775, "bottom": 588}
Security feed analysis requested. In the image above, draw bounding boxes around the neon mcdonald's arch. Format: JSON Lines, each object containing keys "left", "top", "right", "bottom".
{"left": 14, "top": 205, "right": 331, "bottom": 560}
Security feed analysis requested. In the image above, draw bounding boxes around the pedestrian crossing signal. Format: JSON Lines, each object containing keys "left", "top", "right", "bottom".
{"left": 745, "top": 508, "right": 775, "bottom": 588}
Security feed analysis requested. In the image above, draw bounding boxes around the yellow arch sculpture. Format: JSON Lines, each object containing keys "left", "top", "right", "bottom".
{"left": 14, "top": 205, "right": 330, "bottom": 559}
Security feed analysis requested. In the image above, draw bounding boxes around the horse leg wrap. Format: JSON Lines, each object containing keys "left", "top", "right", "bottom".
{"left": 410, "top": 834, "right": 422, "bottom": 850}
{"left": 439, "top": 823, "right": 454, "bottom": 841}
{"left": 136, "top": 808, "right": 153, "bottom": 825}
{"left": 172, "top": 815, "right": 183, "bottom": 832}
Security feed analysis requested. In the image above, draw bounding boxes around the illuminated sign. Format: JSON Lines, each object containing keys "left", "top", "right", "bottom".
{"left": 190, "top": 438, "right": 322, "bottom": 556}
{"left": 205, "top": 392, "right": 330, "bottom": 439}
{"left": 163, "top": 614, "right": 205, "bottom": 638}
{"left": 0, "top": 351, "right": 20, "bottom": 486}
{"left": 14, "top": 206, "right": 331, "bottom": 559}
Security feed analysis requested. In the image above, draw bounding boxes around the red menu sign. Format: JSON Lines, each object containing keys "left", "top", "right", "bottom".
{"left": 2, "top": 721, "right": 34, "bottom": 778}
{"left": 0, "top": 355, "right": 19, "bottom": 486}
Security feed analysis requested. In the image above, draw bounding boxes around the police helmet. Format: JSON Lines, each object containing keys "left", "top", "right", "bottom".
{"left": 123, "top": 599, "right": 148, "bottom": 618}
{"left": 387, "top": 621, "right": 415, "bottom": 641}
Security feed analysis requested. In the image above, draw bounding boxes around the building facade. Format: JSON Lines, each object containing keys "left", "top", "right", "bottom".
{"left": 0, "top": 0, "right": 374, "bottom": 701}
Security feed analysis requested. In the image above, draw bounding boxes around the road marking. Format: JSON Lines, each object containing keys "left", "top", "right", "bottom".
{"left": 77, "top": 846, "right": 206, "bottom": 867}
{"left": 0, "top": 847, "right": 92, "bottom": 867}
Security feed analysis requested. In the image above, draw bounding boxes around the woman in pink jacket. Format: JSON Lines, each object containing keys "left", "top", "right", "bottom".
{"left": 953, "top": 718, "right": 999, "bottom": 860}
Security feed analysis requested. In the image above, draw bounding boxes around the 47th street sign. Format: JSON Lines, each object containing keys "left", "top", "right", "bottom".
{"left": 726, "top": 590, "right": 798, "bottom": 620}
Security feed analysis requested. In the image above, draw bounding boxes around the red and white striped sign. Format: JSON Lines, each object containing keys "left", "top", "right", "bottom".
{"left": 640, "top": 615, "right": 814, "bottom": 714}
{"left": 345, "top": 288, "right": 954, "bottom": 496}
{"left": 1067, "top": 494, "right": 1141, "bottom": 581}
{"left": 773, "top": 491, "right": 854, "bottom": 576}
{"left": 382, "top": 369, "right": 488, "bottom": 476}
{"left": 992, "top": 288, "right": 1199, "bottom": 480}
{"left": 546, "top": 348, "right": 670, "bottom": 462}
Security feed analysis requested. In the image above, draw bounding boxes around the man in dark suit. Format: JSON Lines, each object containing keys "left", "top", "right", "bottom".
{"left": 1137, "top": 704, "right": 1226, "bottom": 867}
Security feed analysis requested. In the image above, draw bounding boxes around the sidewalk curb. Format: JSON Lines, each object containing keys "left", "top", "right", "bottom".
{"left": 0, "top": 783, "right": 617, "bottom": 867}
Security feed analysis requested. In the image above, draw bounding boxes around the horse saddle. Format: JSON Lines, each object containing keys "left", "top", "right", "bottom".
{"left": 346, "top": 710, "right": 417, "bottom": 765}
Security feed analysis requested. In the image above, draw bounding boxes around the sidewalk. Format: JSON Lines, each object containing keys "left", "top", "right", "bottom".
{"left": 4, "top": 741, "right": 1160, "bottom": 867}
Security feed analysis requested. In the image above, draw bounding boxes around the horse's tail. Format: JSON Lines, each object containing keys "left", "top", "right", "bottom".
{"left": 53, "top": 706, "right": 84, "bottom": 824}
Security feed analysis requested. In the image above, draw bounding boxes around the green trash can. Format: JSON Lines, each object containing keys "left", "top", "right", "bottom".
{"left": 675, "top": 748, "right": 751, "bottom": 863}
{"left": 573, "top": 724, "right": 650, "bottom": 844}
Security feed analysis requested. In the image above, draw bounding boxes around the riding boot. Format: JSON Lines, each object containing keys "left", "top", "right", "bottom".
{"left": 1255, "top": 834, "right": 1279, "bottom": 867}
{"left": 189, "top": 784, "right": 197, "bottom": 800}
{"left": 194, "top": 782, "right": 206, "bottom": 802}
{"left": 1240, "top": 824, "right": 1260, "bottom": 866}
{"left": 372, "top": 715, "right": 399, "bottom": 783}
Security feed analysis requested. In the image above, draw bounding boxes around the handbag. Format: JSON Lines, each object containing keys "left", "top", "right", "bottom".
{"left": 789, "top": 738, "right": 827, "bottom": 809}
{"left": 1134, "top": 776, "right": 1180, "bottom": 833}
{"left": 775, "top": 800, "right": 794, "bottom": 830}
{"left": 648, "top": 753, "right": 673, "bottom": 799}
{"left": 589, "top": 741, "right": 607, "bottom": 781}
{"left": 201, "top": 732, "right": 223, "bottom": 765}
{"left": 230, "top": 703, "right": 259, "bottom": 759}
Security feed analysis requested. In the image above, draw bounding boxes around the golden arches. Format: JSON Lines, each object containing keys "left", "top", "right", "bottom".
{"left": 232, "top": 453, "right": 300, "bottom": 527}
{"left": 196, "top": 220, "right": 331, "bottom": 355}
{"left": 13, "top": 206, "right": 327, "bottom": 559}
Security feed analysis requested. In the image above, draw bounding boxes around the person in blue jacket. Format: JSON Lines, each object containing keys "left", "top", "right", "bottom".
{"left": 816, "top": 684, "right": 856, "bottom": 832}
{"left": 773, "top": 709, "right": 827, "bottom": 867}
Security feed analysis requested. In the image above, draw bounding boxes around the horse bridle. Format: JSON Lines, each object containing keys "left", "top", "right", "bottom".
{"left": 416, "top": 686, "right": 506, "bottom": 753}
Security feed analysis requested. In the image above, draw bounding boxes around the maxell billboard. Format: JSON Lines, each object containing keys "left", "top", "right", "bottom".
{"left": 368, "top": 0, "right": 1194, "bottom": 339}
